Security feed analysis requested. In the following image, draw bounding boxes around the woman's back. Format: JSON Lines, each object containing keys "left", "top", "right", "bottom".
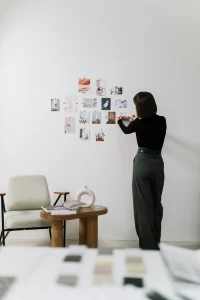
{"left": 135, "top": 115, "right": 166, "bottom": 150}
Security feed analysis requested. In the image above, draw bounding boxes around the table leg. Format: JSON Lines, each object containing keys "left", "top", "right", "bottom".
{"left": 79, "top": 218, "right": 87, "bottom": 245}
{"left": 87, "top": 216, "right": 98, "bottom": 248}
{"left": 51, "top": 220, "right": 64, "bottom": 247}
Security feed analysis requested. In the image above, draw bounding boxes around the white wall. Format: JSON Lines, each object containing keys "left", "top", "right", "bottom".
{"left": 1, "top": 0, "right": 200, "bottom": 242}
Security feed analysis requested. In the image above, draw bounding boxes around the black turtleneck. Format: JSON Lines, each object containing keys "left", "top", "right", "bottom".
{"left": 118, "top": 115, "right": 166, "bottom": 150}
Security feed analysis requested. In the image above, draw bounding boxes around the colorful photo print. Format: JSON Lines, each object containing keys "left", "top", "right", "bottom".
{"left": 82, "top": 98, "right": 97, "bottom": 108}
{"left": 101, "top": 98, "right": 111, "bottom": 110}
{"left": 96, "top": 79, "right": 106, "bottom": 96}
{"left": 95, "top": 129, "right": 105, "bottom": 142}
{"left": 63, "top": 97, "right": 77, "bottom": 111}
{"left": 51, "top": 98, "right": 60, "bottom": 111}
{"left": 115, "top": 99, "right": 127, "bottom": 108}
{"left": 80, "top": 128, "right": 90, "bottom": 140}
{"left": 92, "top": 111, "right": 101, "bottom": 124}
{"left": 110, "top": 86, "right": 123, "bottom": 95}
{"left": 79, "top": 111, "right": 90, "bottom": 124}
{"left": 106, "top": 112, "right": 116, "bottom": 124}
{"left": 65, "top": 117, "right": 75, "bottom": 134}
{"left": 78, "top": 78, "right": 90, "bottom": 93}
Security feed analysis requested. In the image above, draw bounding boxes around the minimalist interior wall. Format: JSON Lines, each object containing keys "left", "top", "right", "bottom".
{"left": 1, "top": 0, "right": 200, "bottom": 242}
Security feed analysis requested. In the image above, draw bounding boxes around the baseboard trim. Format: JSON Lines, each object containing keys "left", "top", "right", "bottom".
{"left": 4, "top": 239, "right": 200, "bottom": 249}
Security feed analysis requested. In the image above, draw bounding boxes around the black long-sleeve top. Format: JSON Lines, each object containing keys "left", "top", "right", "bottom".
{"left": 118, "top": 115, "right": 166, "bottom": 150}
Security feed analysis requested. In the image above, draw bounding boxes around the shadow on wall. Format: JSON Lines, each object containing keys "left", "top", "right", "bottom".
{"left": 164, "top": 133, "right": 200, "bottom": 172}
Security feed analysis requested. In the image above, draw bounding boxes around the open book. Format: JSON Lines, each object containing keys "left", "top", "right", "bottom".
{"left": 160, "top": 243, "right": 200, "bottom": 284}
{"left": 41, "top": 200, "right": 86, "bottom": 215}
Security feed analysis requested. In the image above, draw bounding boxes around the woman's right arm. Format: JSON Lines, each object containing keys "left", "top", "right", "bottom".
{"left": 118, "top": 118, "right": 138, "bottom": 134}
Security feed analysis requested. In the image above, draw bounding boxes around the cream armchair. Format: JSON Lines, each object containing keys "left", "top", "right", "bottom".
{"left": 0, "top": 175, "right": 69, "bottom": 246}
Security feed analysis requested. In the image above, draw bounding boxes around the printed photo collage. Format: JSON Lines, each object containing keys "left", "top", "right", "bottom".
{"left": 51, "top": 78, "right": 130, "bottom": 142}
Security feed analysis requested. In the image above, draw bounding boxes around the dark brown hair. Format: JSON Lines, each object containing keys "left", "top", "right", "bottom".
{"left": 133, "top": 92, "right": 157, "bottom": 118}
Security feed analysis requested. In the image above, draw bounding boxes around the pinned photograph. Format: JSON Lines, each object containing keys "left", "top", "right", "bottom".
{"left": 110, "top": 86, "right": 123, "bottom": 95}
{"left": 82, "top": 98, "right": 97, "bottom": 108}
{"left": 80, "top": 128, "right": 90, "bottom": 140}
{"left": 79, "top": 111, "right": 90, "bottom": 124}
{"left": 95, "top": 129, "right": 105, "bottom": 142}
{"left": 120, "top": 112, "right": 130, "bottom": 122}
{"left": 51, "top": 98, "right": 60, "bottom": 111}
{"left": 65, "top": 117, "right": 75, "bottom": 134}
{"left": 106, "top": 112, "right": 116, "bottom": 124}
{"left": 101, "top": 98, "right": 111, "bottom": 110}
{"left": 63, "top": 97, "right": 77, "bottom": 111}
{"left": 78, "top": 78, "right": 91, "bottom": 93}
{"left": 92, "top": 111, "right": 101, "bottom": 124}
{"left": 115, "top": 99, "right": 127, "bottom": 108}
{"left": 96, "top": 79, "right": 106, "bottom": 96}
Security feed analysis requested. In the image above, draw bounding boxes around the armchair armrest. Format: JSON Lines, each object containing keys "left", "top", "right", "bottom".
{"left": 0, "top": 193, "right": 6, "bottom": 197}
{"left": 53, "top": 192, "right": 70, "bottom": 206}
{"left": 54, "top": 192, "right": 70, "bottom": 195}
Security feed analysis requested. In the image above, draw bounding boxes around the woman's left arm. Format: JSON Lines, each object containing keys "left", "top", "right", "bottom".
{"left": 118, "top": 118, "right": 138, "bottom": 134}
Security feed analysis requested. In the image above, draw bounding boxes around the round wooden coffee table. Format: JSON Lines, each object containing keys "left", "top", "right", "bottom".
{"left": 40, "top": 205, "right": 108, "bottom": 248}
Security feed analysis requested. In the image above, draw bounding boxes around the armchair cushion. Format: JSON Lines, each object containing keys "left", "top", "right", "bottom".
{"left": 6, "top": 175, "right": 51, "bottom": 211}
{"left": 4, "top": 211, "right": 52, "bottom": 229}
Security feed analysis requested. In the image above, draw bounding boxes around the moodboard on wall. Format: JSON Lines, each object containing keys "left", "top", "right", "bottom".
{"left": 51, "top": 78, "right": 131, "bottom": 142}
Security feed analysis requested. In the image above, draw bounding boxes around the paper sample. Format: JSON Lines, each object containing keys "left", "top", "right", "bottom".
{"left": 106, "top": 112, "right": 116, "bottom": 124}
{"left": 96, "top": 79, "right": 106, "bottom": 96}
{"left": 79, "top": 111, "right": 90, "bottom": 124}
{"left": 93, "top": 258, "right": 113, "bottom": 285}
{"left": 125, "top": 256, "right": 146, "bottom": 275}
{"left": 65, "top": 117, "right": 75, "bottom": 134}
{"left": 115, "top": 99, "right": 127, "bottom": 108}
{"left": 80, "top": 128, "right": 90, "bottom": 140}
{"left": 95, "top": 129, "right": 105, "bottom": 142}
{"left": 101, "top": 98, "right": 111, "bottom": 110}
{"left": 51, "top": 98, "right": 60, "bottom": 111}
{"left": 92, "top": 111, "right": 101, "bottom": 124}
{"left": 78, "top": 78, "right": 91, "bottom": 93}
{"left": 63, "top": 97, "right": 77, "bottom": 111}
{"left": 82, "top": 98, "right": 97, "bottom": 108}
{"left": 110, "top": 86, "right": 123, "bottom": 95}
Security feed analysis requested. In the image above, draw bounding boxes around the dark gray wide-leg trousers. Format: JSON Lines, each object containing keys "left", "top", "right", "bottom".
{"left": 132, "top": 152, "right": 164, "bottom": 250}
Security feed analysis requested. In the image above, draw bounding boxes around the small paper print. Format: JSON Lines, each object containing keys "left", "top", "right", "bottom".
{"left": 79, "top": 111, "right": 90, "bottom": 124}
{"left": 123, "top": 277, "right": 144, "bottom": 288}
{"left": 96, "top": 79, "right": 106, "bottom": 96}
{"left": 51, "top": 98, "right": 60, "bottom": 111}
{"left": 93, "top": 259, "right": 113, "bottom": 285}
{"left": 65, "top": 117, "right": 75, "bottom": 134}
{"left": 115, "top": 99, "right": 127, "bottom": 108}
{"left": 106, "top": 112, "right": 116, "bottom": 124}
{"left": 110, "top": 86, "right": 123, "bottom": 95}
{"left": 80, "top": 128, "right": 90, "bottom": 140}
{"left": 82, "top": 98, "right": 97, "bottom": 108}
{"left": 63, "top": 255, "right": 82, "bottom": 262}
{"left": 57, "top": 275, "right": 78, "bottom": 286}
{"left": 92, "top": 111, "right": 101, "bottom": 124}
{"left": 63, "top": 97, "right": 77, "bottom": 111}
{"left": 78, "top": 78, "right": 91, "bottom": 93}
{"left": 101, "top": 98, "right": 111, "bottom": 110}
{"left": 95, "top": 129, "right": 105, "bottom": 142}
{"left": 125, "top": 256, "right": 146, "bottom": 275}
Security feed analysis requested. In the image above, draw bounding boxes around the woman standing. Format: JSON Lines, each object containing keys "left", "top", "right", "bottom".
{"left": 118, "top": 92, "right": 166, "bottom": 250}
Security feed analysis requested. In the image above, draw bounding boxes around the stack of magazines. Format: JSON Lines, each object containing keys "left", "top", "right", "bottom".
{"left": 41, "top": 200, "right": 86, "bottom": 215}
